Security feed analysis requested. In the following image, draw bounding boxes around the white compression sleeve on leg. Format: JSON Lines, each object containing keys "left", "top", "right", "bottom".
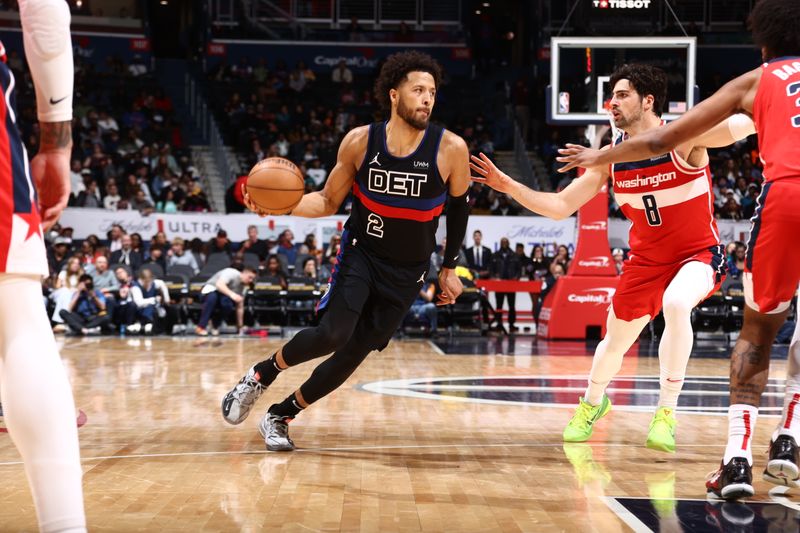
{"left": 0, "top": 274, "right": 85, "bottom": 533}
{"left": 658, "top": 261, "right": 715, "bottom": 409}
{"left": 585, "top": 307, "right": 650, "bottom": 405}
{"left": 18, "top": 0, "right": 73, "bottom": 122}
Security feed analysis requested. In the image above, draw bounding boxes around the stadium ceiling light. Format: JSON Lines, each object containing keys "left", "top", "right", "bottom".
{"left": 482, "top": 2, "right": 490, "bottom": 6}
{"left": 475, "top": 9, "right": 481, "bottom": 14}
{"left": 160, "top": 0, "right": 168, "bottom": 4}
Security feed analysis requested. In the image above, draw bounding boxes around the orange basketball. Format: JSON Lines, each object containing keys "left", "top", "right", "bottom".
{"left": 245, "top": 157, "right": 305, "bottom": 214}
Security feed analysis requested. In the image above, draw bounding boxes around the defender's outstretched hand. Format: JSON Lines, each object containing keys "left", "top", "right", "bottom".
{"left": 469, "top": 152, "right": 517, "bottom": 193}
{"left": 556, "top": 144, "right": 604, "bottom": 173}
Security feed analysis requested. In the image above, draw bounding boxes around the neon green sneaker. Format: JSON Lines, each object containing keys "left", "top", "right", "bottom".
{"left": 563, "top": 395, "right": 612, "bottom": 442}
{"left": 646, "top": 407, "right": 677, "bottom": 453}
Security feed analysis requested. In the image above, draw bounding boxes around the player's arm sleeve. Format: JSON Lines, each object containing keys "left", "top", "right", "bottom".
{"left": 728, "top": 113, "right": 756, "bottom": 141}
{"left": 443, "top": 190, "right": 469, "bottom": 269}
{"left": 18, "top": 0, "right": 73, "bottom": 122}
{"left": 692, "top": 113, "right": 756, "bottom": 148}
{"left": 442, "top": 133, "right": 471, "bottom": 270}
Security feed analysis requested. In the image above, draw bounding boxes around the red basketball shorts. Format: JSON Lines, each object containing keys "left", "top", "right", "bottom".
{"left": 612, "top": 246, "right": 726, "bottom": 322}
{"left": 744, "top": 179, "right": 800, "bottom": 314}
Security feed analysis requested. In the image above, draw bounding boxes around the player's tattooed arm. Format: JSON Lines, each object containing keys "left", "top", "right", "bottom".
{"left": 31, "top": 121, "right": 73, "bottom": 230}
{"left": 729, "top": 340, "right": 771, "bottom": 405}
{"left": 39, "top": 120, "right": 73, "bottom": 152}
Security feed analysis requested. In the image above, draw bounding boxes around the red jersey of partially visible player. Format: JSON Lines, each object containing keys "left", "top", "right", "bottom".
{"left": 610, "top": 127, "right": 721, "bottom": 265}
{"left": 0, "top": 40, "right": 48, "bottom": 276}
{"left": 753, "top": 57, "right": 800, "bottom": 182}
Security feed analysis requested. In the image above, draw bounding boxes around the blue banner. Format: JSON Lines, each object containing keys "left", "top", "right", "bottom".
{"left": 207, "top": 41, "right": 473, "bottom": 77}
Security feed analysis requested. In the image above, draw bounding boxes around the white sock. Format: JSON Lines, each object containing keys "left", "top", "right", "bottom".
{"left": 584, "top": 308, "right": 649, "bottom": 405}
{"left": 774, "top": 322, "right": 800, "bottom": 443}
{"left": 724, "top": 404, "right": 758, "bottom": 465}
{"left": 658, "top": 262, "right": 714, "bottom": 409}
{"left": 0, "top": 275, "right": 86, "bottom": 533}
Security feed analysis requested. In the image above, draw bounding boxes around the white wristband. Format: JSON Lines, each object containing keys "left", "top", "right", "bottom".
{"left": 19, "top": 0, "right": 73, "bottom": 123}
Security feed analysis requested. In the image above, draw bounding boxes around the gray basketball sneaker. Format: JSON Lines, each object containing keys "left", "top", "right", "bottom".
{"left": 259, "top": 412, "right": 295, "bottom": 451}
{"left": 221, "top": 367, "right": 265, "bottom": 425}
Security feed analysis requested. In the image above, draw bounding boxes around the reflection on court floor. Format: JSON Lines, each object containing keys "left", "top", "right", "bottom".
{"left": 361, "top": 375, "right": 787, "bottom": 415}
{"left": 611, "top": 497, "right": 800, "bottom": 532}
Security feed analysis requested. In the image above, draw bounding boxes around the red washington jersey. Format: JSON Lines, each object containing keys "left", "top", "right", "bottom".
{"left": 753, "top": 57, "right": 800, "bottom": 182}
{"left": 610, "top": 127, "right": 720, "bottom": 265}
{"left": 0, "top": 40, "right": 47, "bottom": 276}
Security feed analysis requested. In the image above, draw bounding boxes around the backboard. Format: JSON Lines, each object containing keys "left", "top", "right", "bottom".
{"left": 547, "top": 37, "right": 697, "bottom": 125}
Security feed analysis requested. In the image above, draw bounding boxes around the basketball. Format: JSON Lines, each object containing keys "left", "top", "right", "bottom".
{"left": 245, "top": 157, "right": 305, "bottom": 214}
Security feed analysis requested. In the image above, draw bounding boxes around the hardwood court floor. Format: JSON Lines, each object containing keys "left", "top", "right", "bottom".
{"left": 0, "top": 335, "right": 794, "bottom": 532}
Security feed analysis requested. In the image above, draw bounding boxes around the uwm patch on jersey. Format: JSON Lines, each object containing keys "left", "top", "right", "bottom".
{"left": 611, "top": 133, "right": 720, "bottom": 265}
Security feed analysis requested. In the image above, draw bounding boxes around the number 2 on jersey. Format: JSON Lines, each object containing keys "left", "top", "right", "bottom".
{"left": 642, "top": 194, "right": 662, "bottom": 226}
{"left": 367, "top": 213, "right": 384, "bottom": 238}
{"left": 788, "top": 81, "right": 800, "bottom": 128}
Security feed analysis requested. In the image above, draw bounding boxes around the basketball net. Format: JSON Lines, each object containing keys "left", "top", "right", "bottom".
{"left": 540, "top": 103, "right": 619, "bottom": 337}
{"left": 585, "top": 100, "right": 617, "bottom": 150}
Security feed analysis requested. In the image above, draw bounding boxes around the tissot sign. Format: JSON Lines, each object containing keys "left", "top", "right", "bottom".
{"left": 592, "top": 0, "right": 652, "bottom": 8}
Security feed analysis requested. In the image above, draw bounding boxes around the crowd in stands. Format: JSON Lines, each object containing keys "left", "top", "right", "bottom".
{"left": 42, "top": 212, "right": 788, "bottom": 339}
{"left": 209, "top": 56, "right": 518, "bottom": 216}
{"left": 6, "top": 47, "right": 212, "bottom": 215}
{"left": 43, "top": 221, "right": 345, "bottom": 336}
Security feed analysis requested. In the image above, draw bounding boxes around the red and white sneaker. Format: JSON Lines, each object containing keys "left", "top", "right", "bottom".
{"left": 706, "top": 458, "right": 754, "bottom": 500}
{"left": 763, "top": 435, "right": 800, "bottom": 488}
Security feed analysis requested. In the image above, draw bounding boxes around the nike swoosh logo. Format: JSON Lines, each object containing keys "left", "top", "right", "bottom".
{"left": 49, "top": 95, "right": 69, "bottom": 105}
{"left": 222, "top": 396, "right": 234, "bottom": 414}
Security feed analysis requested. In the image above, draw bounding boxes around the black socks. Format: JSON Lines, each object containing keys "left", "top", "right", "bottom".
{"left": 268, "top": 394, "right": 304, "bottom": 419}
{"left": 253, "top": 353, "right": 283, "bottom": 387}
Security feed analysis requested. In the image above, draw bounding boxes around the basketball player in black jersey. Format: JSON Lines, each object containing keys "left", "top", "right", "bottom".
{"left": 221, "top": 51, "right": 471, "bottom": 450}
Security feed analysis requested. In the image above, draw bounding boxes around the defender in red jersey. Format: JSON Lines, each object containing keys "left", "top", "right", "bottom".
{"left": 471, "top": 64, "right": 752, "bottom": 454}
{"left": 556, "top": 0, "right": 800, "bottom": 500}
{"left": 0, "top": 1, "right": 86, "bottom": 530}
